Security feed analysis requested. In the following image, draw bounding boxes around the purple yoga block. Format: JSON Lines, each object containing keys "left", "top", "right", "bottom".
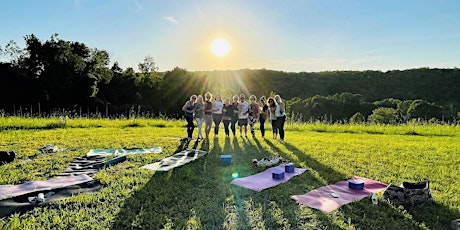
{"left": 272, "top": 170, "right": 285, "bottom": 179}
{"left": 348, "top": 179, "right": 365, "bottom": 190}
{"left": 285, "top": 163, "right": 295, "bottom": 173}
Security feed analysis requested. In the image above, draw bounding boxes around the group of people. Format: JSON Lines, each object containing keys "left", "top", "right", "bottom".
{"left": 182, "top": 92, "right": 287, "bottom": 142}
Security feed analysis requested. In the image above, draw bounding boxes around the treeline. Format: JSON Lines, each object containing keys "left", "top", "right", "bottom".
{"left": 0, "top": 34, "right": 459, "bottom": 123}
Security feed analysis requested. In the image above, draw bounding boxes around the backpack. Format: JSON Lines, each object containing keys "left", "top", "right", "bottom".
{"left": 383, "top": 180, "right": 433, "bottom": 207}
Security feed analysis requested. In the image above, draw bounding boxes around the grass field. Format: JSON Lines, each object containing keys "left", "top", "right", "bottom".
{"left": 0, "top": 117, "right": 459, "bottom": 229}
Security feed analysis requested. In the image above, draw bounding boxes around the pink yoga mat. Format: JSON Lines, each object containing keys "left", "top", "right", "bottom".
{"left": 231, "top": 164, "right": 307, "bottom": 192}
{"left": 0, "top": 175, "right": 93, "bottom": 200}
{"left": 291, "top": 176, "right": 387, "bottom": 213}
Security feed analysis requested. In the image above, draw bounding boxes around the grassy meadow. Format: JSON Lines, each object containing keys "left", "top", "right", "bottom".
{"left": 0, "top": 117, "right": 459, "bottom": 229}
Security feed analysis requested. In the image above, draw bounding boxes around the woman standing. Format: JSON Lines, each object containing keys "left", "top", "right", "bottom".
{"left": 203, "top": 92, "right": 213, "bottom": 140}
{"left": 268, "top": 97, "right": 278, "bottom": 139}
{"left": 182, "top": 95, "right": 196, "bottom": 140}
{"left": 237, "top": 94, "right": 250, "bottom": 137}
{"left": 194, "top": 95, "right": 205, "bottom": 140}
{"left": 274, "top": 95, "right": 287, "bottom": 143}
{"left": 259, "top": 96, "right": 268, "bottom": 138}
{"left": 248, "top": 95, "right": 260, "bottom": 138}
{"left": 230, "top": 95, "right": 239, "bottom": 137}
{"left": 222, "top": 97, "right": 234, "bottom": 138}
{"left": 212, "top": 94, "right": 224, "bottom": 137}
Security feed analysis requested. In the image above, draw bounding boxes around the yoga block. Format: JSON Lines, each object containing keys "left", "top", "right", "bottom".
{"left": 285, "top": 163, "right": 295, "bottom": 173}
{"left": 220, "top": 155, "right": 232, "bottom": 164}
{"left": 348, "top": 179, "right": 365, "bottom": 190}
{"left": 272, "top": 170, "right": 285, "bottom": 179}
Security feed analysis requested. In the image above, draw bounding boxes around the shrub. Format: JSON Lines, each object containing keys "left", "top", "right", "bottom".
{"left": 350, "top": 112, "right": 365, "bottom": 124}
{"left": 368, "top": 107, "right": 397, "bottom": 124}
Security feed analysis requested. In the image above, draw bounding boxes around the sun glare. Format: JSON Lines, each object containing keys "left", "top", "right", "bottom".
{"left": 210, "top": 38, "right": 230, "bottom": 57}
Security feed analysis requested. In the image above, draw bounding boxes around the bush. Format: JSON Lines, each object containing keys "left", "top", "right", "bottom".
{"left": 368, "top": 107, "right": 397, "bottom": 124}
{"left": 350, "top": 112, "right": 365, "bottom": 124}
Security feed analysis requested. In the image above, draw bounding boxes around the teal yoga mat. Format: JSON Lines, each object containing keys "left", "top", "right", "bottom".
{"left": 86, "top": 147, "right": 162, "bottom": 156}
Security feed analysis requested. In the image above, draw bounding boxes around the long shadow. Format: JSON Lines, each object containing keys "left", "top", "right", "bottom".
{"left": 265, "top": 139, "right": 459, "bottom": 229}
{"left": 110, "top": 135, "right": 457, "bottom": 229}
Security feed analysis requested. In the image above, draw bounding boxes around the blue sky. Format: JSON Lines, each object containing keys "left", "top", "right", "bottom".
{"left": 1, "top": 0, "right": 460, "bottom": 72}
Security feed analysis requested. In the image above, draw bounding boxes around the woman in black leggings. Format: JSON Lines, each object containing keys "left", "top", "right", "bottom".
{"left": 259, "top": 96, "right": 268, "bottom": 138}
{"left": 268, "top": 97, "right": 278, "bottom": 139}
{"left": 274, "top": 95, "right": 286, "bottom": 143}
{"left": 181, "top": 95, "right": 196, "bottom": 140}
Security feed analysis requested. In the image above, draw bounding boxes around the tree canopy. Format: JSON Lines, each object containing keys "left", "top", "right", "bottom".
{"left": 1, "top": 34, "right": 459, "bottom": 122}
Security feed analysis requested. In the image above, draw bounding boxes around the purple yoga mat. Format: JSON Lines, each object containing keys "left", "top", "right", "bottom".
{"left": 0, "top": 175, "right": 93, "bottom": 200}
{"left": 230, "top": 164, "right": 307, "bottom": 192}
{"left": 291, "top": 176, "right": 387, "bottom": 213}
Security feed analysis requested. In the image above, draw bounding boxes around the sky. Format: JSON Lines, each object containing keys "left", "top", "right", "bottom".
{"left": 1, "top": 0, "right": 460, "bottom": 73}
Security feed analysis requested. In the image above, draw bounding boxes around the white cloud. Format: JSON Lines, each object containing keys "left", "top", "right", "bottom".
{"left": 163, "top": 16, "right": 179, "bottom": 24}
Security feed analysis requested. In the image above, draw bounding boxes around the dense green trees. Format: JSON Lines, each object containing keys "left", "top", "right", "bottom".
{"left": 1, "top": 34, "right": 459, "bottom": 123}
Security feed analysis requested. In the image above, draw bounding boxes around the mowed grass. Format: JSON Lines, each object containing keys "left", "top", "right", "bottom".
{"left": 0, "top": 118, "right": 459, "bottom": 229}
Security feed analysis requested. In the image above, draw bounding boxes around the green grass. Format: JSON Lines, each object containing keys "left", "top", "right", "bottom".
{"left": 0, "top": 117, "right": 459, "bottom": 229}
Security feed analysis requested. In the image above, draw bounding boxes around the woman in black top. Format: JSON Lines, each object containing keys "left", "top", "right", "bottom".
{"left": 181, "top": 95, "right": 196, "bottom": 140}
{"left": 222, "top": 97, "right": 234, "bottom": 137}
{"left": 230, "top": 95, "right": 239, "bottom": 137}
{"left": 259, "top": 96, "right": 268, "bottom": 138}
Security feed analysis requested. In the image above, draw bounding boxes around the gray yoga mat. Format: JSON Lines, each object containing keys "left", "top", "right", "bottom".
{"left": 140, "top": 149, "right": 207, "bottom": 171}
{"left": 0, "top": 175, "right": 93, "bottom": 201}
{"left": 0, "top": 180, "right": 102, "bottom": 218}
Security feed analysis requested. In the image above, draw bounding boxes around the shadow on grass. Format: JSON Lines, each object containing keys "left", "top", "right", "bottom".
{"left": 110, "top": 136, "right": 457, "bottom": 229}
{"left": 312, "top": 128, "right": 454, "bottom": 137}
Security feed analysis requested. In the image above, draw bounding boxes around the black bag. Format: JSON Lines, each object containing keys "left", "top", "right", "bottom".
{"left": 383, "top": 180, "right": 433, "bottom": 207}
{"left": 0, "top": 150, "right": 16, "bottom": 166}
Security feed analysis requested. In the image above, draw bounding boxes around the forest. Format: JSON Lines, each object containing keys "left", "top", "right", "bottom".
{"left": 1, "top": 34, "right": 459, "bottom": 123}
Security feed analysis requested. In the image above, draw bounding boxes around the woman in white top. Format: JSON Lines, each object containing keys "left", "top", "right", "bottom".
{"left": 212, "top": 94, "right": 224, "bottom": 137}
{"left": 237, "top": 94, "right": 250, "bottom": 137}
{"left": 274, "top": 95, "right": 286, "bottom": 142}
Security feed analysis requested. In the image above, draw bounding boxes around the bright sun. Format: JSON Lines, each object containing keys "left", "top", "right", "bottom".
{"left": 210, "top": 38, "right": 230, "bottom": 57}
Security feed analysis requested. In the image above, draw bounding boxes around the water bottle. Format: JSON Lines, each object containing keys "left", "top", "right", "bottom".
{"left": 371, "top": 193, "right": 378, "bottom": 205}
{"left": 37, "top": 193, "right": 45, "bottom": 203}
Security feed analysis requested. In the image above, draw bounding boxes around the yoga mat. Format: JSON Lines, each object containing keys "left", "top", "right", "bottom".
{"left": 291, "top": 176, "right": 387, "bottom": 213}
{"left": 231, "top": 164, "right": 307, "bottom": 192}
{"left": 0, "top": 180, "right": 102, "bottom": 218}
{"left": 140, "top": 149, "right": 207, "bottom": 171}
{"left": 86, "top": 147, "right": 162, "bottom": 157}
{"left": 0, "top": 175, "right": 93, "bottom": 201}
{"left": 57, "top": 155, "right": 106, "bottom": 177}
